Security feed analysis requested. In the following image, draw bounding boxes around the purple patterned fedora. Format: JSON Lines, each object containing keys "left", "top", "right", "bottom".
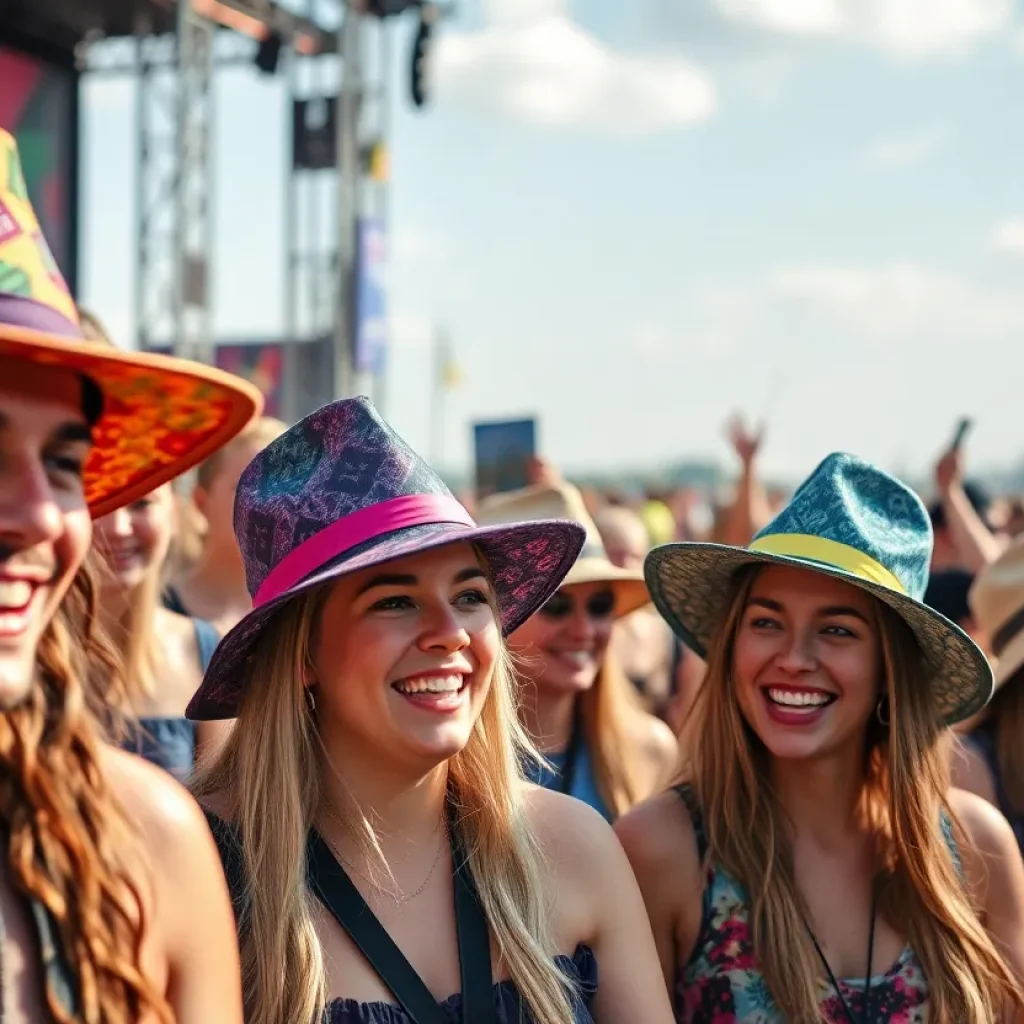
{"left": 186, "top": 397, "right": 586, "bottom": 720}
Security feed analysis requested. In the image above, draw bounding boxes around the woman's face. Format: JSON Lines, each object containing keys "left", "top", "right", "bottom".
{"left": 733, "top": 565, "right": 882, "bottom": 763}
{"left": 93, "top": 484, "right": 176, "bottom": 592}
{"left": 310, "top": 542, "right": 500, "bottom": 770}
{"left": 507, "top": 581, "right": 617, "bottom": 695}
{"left": 0, "top": 362, "right": 93, "bottom": 708}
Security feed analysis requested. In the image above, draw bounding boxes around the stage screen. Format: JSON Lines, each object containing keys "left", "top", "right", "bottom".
{"left": 0, "top": 43, "right": 77, "bottom": 285}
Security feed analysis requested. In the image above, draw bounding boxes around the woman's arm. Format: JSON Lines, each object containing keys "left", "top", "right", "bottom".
{"left": 528, "top": 789, "right": 674, "bottom": 1023}
{"left": 615, "top": 792, "right": 704, "bottom": 995}
{"left": 107, "top": 749, "right": 244, "bottom": 1023}
{"left": 950, "top": 788, "right": 1024, "bottom": 992}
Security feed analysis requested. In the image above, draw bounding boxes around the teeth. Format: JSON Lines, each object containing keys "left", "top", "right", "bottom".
{"left": 556, "top": 651, "right": 591, "bottom": 667}
{"left": 767, "top": 687, "right": 833, "bottom": 708}
{"left": 395, "top": 675, "right": 463, "bottom": 695}
{"left": 0, "top": 581, "right": 33, "bottom": 610}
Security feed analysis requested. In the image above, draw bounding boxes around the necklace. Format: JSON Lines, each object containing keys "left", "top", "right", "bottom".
{"left": 805, "top": 891, "right": 877, "bottom": 1024}
{"left": 321, "top": 812, "right": 447, "bottom": 906}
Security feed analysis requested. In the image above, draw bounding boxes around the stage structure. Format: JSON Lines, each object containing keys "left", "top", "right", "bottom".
{"left": 1, "top": 0, "right": 440, "bottom": 419}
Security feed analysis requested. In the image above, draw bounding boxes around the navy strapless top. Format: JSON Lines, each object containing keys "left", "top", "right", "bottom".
{"left": 324, "top": 944, "right": 598, "bottom": 1023}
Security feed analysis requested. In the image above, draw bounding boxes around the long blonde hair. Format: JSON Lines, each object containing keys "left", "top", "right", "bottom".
{"left": 683, "top": 566, "right": 1024, "bottom": 1023}
{"left": 577, "top": 654, "right": 650, "bottom": 817}
{"left": 191, "top": 585, "right": 578, "bottom": 1024}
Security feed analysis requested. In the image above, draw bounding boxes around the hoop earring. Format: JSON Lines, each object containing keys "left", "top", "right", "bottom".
{"left": 875, "top": 697, "right": 890, "bottom": 727}
{"left": 305, "top": 687, "right": 317, "bottom": 714}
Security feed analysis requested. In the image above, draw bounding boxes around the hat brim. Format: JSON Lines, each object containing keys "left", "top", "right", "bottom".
{"left": 186, "top": 517, "right": 586, "bottom": 721}
{"left": 560, "top": 558, "right": 651, "bottom": 620}
{"left": 1, "top": 324, "right": 263, "bottom": 517}
{"left": 645, "top": 542, "right": 993, "bottom": 726}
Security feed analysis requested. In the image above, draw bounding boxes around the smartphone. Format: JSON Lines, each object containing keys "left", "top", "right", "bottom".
{"left": 950, "top": 417, "right": 973, "bottom": 452}
{"left": 473, "top": 418, "right": 537, "bottom": 499}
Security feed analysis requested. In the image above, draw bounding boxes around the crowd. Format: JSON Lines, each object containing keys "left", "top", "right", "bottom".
{"left": 5, "top": 123, "right": 1024, "bottom": 1024}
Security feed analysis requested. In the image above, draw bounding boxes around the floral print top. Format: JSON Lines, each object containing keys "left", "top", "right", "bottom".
{"left": 674, "top": 786, "right": 932, "bottom": 1023}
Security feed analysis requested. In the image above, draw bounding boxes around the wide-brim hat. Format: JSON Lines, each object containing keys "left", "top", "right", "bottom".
{"left": 476, "top": 482, "right": 650, "bottom": 621}
{"left": 645, "top": 452, "right": 992, "bottom": 725}
{"left": 970, "top": 535, "right": 1024, "bottom": 690}
{"left": 0, "top": 129, "right": 262, "bottom": 517}
{"left": 186, "top": 398, "right": 586, "bottom": 720}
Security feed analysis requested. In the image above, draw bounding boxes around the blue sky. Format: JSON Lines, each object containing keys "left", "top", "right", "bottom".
{"left": 80, "top": 0, "right": 1024, "bottom": 487}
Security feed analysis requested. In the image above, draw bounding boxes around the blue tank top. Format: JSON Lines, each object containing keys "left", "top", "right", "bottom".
{"left": 120, "top": 618, "right": 219, "bottom": 781}
{"left": 525, "top": 744, "right": 613, "bottom": 822}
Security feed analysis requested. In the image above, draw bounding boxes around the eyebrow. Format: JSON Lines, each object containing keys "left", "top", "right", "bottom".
{"left": 356, "top": 565, "right": 486, "bottom": 596}
{"left": 747, "top": 596, "right": 869, "bottom": 623}
{"left": 0, "top": 413, "right": 92, "bottom": 446}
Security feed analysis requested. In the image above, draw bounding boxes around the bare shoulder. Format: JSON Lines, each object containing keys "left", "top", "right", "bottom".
{"left": 614, "top": 788, "right": 699, "bottom": 888}
{"left": 949, "top": 786, "right": 1019, "bottom": 860}
{"left": 635, "top": 712, "right": 680, "bottom": 763}
{"left": 101, "top": 745, "right": 215, "bottom": 863}
{"left": 520, "top": 782, "right": 620, "bottom": 868}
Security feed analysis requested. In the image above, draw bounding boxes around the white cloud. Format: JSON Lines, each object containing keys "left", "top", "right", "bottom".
{"left": 859, "top": 124, "right": 950, "bottom": 170}
{"left": 991, "top": 219, "right": 1024, "bottom": 253}
{"left": 716, "top": 0, "right": 846, "bottom": 37}
{"left": 714, "top": 0, "right": 1012, "bottom": 56}
{"left": 765, "top": 262, "right": 1024, "bottom": 340}
{"left": 437, "top": 10, "right": 717, "bottom": 134}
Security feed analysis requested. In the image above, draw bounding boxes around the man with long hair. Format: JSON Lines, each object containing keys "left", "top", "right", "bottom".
{"left": 0, "top": 128, "right": 253, "bottom": 1022}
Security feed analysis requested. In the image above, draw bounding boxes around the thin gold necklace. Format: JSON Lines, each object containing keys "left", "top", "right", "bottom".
{"left": 320, "top": 811, "right": 448, "bottom": 906}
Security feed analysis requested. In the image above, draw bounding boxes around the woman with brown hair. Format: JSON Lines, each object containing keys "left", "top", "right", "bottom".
{"left": 0, "top": 129, "right": 253, "bottom": 1021}
{"left": 617, "top": 453, "right": 1024, "bottom": 1022}
{"left": 478, "top": 482, "right": 678, "bottom": 821}
{"left": 187, "top": 397, "right": 673, "bottom": 1024}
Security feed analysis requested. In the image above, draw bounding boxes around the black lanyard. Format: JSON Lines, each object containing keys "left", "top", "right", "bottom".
{"left": 806, "top": 893, "right": 877, "bottom": 1024}
{"left": 306, "top": 810, "right": 496, "bottom": 1024}
{"left": 556, "top": 703, "right": 583, "bottom": 797}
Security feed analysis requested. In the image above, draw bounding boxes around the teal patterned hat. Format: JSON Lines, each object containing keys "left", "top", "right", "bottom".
{"left": 645, "top": 452, "right": 992, "bottom": 724}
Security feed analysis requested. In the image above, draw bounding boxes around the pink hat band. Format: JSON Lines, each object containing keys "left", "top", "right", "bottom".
{"left": 252, "top": 492, "right": 476, "bottom": 608}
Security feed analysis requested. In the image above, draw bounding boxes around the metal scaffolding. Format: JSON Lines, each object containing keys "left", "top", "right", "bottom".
{"left": 131, "top": 3, "right": 214, "bottom": 359}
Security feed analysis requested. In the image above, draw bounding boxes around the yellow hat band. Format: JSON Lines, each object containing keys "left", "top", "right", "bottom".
{"left": 747, "top": 533, "right": 907, "bottom": 596}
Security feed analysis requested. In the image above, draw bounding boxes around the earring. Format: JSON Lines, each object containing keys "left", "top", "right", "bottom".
{"left": 875, "top": 697, "right": 890, "bottom": 727}
{"left": 305, "top": 688, "right": 316, "bottom": 714}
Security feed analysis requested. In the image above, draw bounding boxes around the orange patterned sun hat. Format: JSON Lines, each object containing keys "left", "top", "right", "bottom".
{"left": 0, "top": 129, "right": 263, "bottom": 518}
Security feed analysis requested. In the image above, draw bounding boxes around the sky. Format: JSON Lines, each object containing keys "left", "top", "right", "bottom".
{"left": 79, "top": 0, "right": 1024, "bottom": 487}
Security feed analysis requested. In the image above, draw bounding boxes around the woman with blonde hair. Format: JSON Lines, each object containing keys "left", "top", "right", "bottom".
{"left": 92, "top": 483, "right": 228, "bottom": 778}
{"left": 188, "top": 397, "right": 673, "bottom": 1024}
{"left": 617, "top": 453, "right": 1024, "bottom": 1022}
{"left": 478, "top": 483, "right": 678, "bottom": 821}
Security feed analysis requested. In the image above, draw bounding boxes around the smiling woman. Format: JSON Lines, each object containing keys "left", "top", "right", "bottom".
{"left": 616, "top": 452, "right": 1024, "bottom": 1023}
{"left": 188, "top": 396, "right": 674, "bottom": 1024}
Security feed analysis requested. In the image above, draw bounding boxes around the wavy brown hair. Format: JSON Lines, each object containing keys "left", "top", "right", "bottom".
{"left": 682, "top": 565, "right": 1024, "bottom": 1023}
{"left": 0, "top": 557, "right": 173, "bottom": 1024}
{"left": 986, "top": 667, "right": 1024, "bottom": 817}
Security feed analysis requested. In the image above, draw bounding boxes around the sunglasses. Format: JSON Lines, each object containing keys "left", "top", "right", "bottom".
{"left": 538, "top": 589, "right": 616, "bottom": 621}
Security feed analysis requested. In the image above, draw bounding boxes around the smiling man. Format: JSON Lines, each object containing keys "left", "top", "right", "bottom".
{"left": 0, "top": 128, "right": 261, "bottom": 1023}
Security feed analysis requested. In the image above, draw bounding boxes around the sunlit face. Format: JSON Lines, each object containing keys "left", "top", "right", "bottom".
{"left": 194, "top": 439, "right": 264, "bottom": 562}
{"left": 309, "top": 543, "right": 500, "bottom": 770}
{"left": 508, "top": 581, "right": 617, "bottom": 694}
{"left": 733, "top": 565, "right": 883, "bottom": 762}
{"left": 0, "top": 360, "right": 94, "bottom": 709}
{"left": 93, "top": 484, "right": 176, "bottom": 592}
